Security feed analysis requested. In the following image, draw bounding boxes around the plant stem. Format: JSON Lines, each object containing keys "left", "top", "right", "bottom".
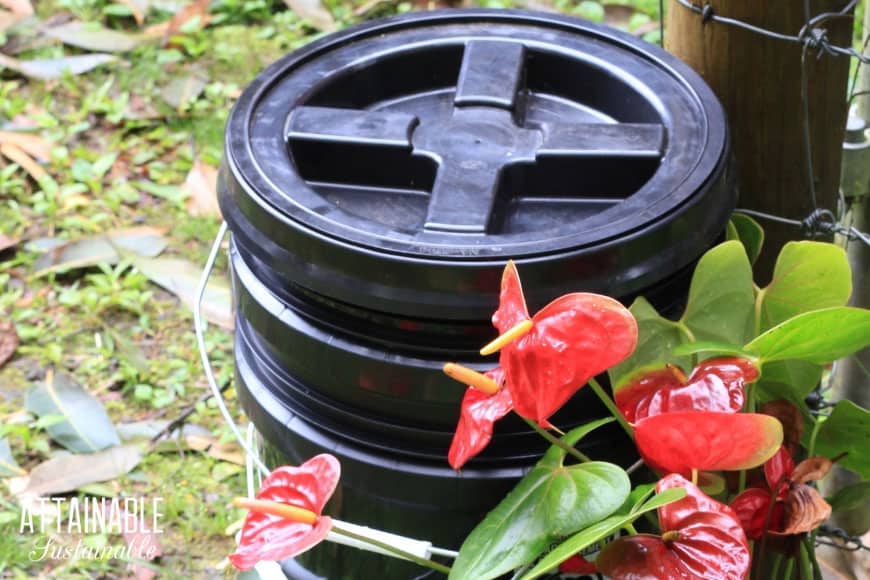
{"left": 588, "top": 377, "right": 634, "bottom": 440}
{"left": 807, "top": 416, "right": 824, "bottom": 458}
{"left": 624, "top": 523, "right": 639, "bottom": 535}
{"left": 737, "top": 469, "right": 747, "bottom": 495}
{"left": 769, "top": 553, "right": 783, "bottom": 579}
{"left": 331, "top": 524, "right": 451, "bottom": 575}
{"left": 782, "top": 557, "right": 795, "bottom": 580}
{"left": 798, "top": 537, "right": 812, "bottom": 580}
{"left": 691, "top": 468, "right": 698, "bottom": 486}
{"left": 522, "top": 417, "right": 590, "bottom": 462}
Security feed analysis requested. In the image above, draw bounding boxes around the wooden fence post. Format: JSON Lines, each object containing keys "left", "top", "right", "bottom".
{"left": 665, "top": 0, "right": 855, "bottom": 278}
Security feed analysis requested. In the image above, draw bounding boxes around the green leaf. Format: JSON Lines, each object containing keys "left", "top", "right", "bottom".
{"left": 130, "top": 256, "right": 233, "bottom": 330}
{"left": 729, "top": 213, "right": 764, "bottom": 265}
{"left": 449, "top": 423, "right": 629, "bottom": 580}
{"left": 680, "top": 241, "right": 755, "bottom": 345}
{"left": 671, "top": 341, "right": 754, "bottom": 358}
{"left": 756, "top": 360, "right": 823, "bottom": 402}
{"left": 814, "top": 400, "right": 870, "bottom": 479}
{"left": 746, "top": 308, "right": 870, "bottom": 364}
{"left": 827, "top": 481, "right": 870, "bottom": 513}
{"left": 26, "top": 372, "right": 120, "bottom": 453}
{"left": 518, "top": 488, "right": 687, "bottom": 580}
{"left": 758, "top": 241, "right": 851, "bottom": 332}
{"left": 0, "top": 437, "right": 25, "bottom": 477}
{"left": 608, "top": 297, "right": 690, "bottom": 388}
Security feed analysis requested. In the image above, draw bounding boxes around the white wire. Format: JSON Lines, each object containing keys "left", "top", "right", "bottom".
{"left": 198, "top": 223, "right": 461, "bottom": 562}
{"left": 194, "top": 221, "right": 270, "bottom": 476}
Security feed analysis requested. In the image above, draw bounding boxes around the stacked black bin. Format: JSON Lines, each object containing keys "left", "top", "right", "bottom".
{"left": 218, "top": 9, "right": 733, "bottom": 578}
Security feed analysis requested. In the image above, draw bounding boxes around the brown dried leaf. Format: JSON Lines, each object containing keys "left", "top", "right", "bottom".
{"left": 0, "top": 234, "right": 19, "bottom": 253}
{"left": 0, "top": 0, "right": 32, "bottom": 16}
{"left": 182, "top": 159, "right": 220, "bottom": 217}
{"left": 43, "top": 20, "right": 145, "bottom": 53}
{"left": 21, "top": 445, "right": 143, "bottom": 497}
{"left": 0, "top": 131, "right": 51, "bottom": 162}
{"left": 206, "top": 442, "right": 245, "bottom": 465}
{"left": 791, "top": 456, "right": 833, "bottom": 484}
{"left": 144, "top": 0, "right": 210, "bottom": 41}
{"left": 115, "top": 0, "right": 150, "bottom": 25}
{"left": 31, "top": 226, "right": 168, "bottom": 276}
{"left": 0, "top": 143, "right": 50, "bottom": 184}
{"left": 0, "top": 321, "right": 18, "bottom": 369}
{"left": 160, "top": 72, "right": 208, "bottom": 112}
{"left": 284, "top": 0, "right": 335, "bottom": 31}
{"left": 781, "top": 484, "right": 832, "bottom": 534}
{"left": 761, "top": 399, "right": 805, "bottom": 454}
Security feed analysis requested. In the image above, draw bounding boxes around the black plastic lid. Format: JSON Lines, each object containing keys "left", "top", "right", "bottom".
{"left": 220, "top": 9, "right": 732, "bottom": 319}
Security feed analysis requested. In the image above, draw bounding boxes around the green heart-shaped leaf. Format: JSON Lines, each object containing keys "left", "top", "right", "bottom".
{"left": 814, "top": 400, "right": 870, "bottom": 479}
{"left": 680, "top": 241, "right": 755, "bottom": 346}
{"left": 449, "top": 421, "right": 629, "bottom": 580}
{"left": 518, "top": 487, "right": 687, "bottom": 580}
{"left": 728, "top": 213, "right": 764, "bottom": 265}
{"left": 757, "top": 241, "right": 851, "bottom": 332}
{"left": 746, "top": 307, "right": 870, "bottom": 364}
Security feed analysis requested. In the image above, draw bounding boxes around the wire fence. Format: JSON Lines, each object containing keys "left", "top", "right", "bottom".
{"left": 662, "top": 0, "right": 870, "bottom": 248}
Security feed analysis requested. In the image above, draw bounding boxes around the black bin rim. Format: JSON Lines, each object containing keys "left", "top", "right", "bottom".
{"left": 222, "top": 7, "right": 728, "bottom": 261}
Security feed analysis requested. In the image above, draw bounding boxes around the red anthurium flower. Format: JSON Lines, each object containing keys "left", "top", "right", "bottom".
{"left": 492, "top": 261, "right": 638, "bottom": 426}
{"left": 730, "top": 446, "right": 832, "bottom": 539}
{"left": 559, "top": 553, "right": 597, "bottom": 575}
{"left": 615, "top": 358, "right": 758, "bottom": 423}
{"left": 598, "top": 474, "right": 750, "bottom": 580}
{"left": 634, "top": 411, "right": 783, "bottom": 478}
{"left": 447, "top": 367, "right": 513, "bottom": 470}
{"left": 229, "top": 455, "right": 340, "bottom": 570}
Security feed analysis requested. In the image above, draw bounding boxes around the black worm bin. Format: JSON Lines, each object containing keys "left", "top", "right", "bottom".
{"left": 218, "top": 9, "right": 733, "bottom": 578}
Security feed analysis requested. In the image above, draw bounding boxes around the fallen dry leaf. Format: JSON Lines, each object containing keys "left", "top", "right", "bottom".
{"left": 160, "top": 72, "right": 208, "bottom": 112}
{"left": 0, "top": 233, "right": 19, "bottom": 252}
{"left": 0, "top": 52, "right": 117, "bottom": 81}
{"left": 0, "top": 11, "right": 22, "bottom": 35}
{"left": 32, "top": 226, "right": 168, "bottom": 276}
{"left": 43, "top": 20, "right": 145, "bottom": 53}
{"left": 0, "top": 0, "right": 32, "bottom": 16}
{"left": 114, "top": 0, "right": 150, "bottom": 25}
{"left": 21, "top": 445, "right": 143, "bottom": 497}
{"left": 183, "top": 159, "right": 220, "bottom": 217}
{"left": 284, "top": 0, "right": 335, "bottom": 30}
{"left": 130, "top": 256, "right": 234, "bottom": 329}
{"left": 0, "top": 130, "right": 51, "bottom": 161}
{"left": 0, "top": 142, "right": 50, "bottom": 184}
{"left": 144, "top": 0, "right": 211, "bottom": 41}
{"left": 0, "top": 321, "right": 18, "bottom": 369}
{"left": 206, "top": 441, "right": 245, "bottom": 465}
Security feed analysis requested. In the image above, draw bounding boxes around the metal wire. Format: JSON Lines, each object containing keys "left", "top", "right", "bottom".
{"left": 195, "top": 221, "right": 271, "bottom": 476}
{"left": 736, "top": 208, "right": 870, "bottom": 246}
{"left": 672, "top": 0, "right": 870, "bottom": 248}
{"left": 674, "top": 0, "right": 869, "bottom": 63}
